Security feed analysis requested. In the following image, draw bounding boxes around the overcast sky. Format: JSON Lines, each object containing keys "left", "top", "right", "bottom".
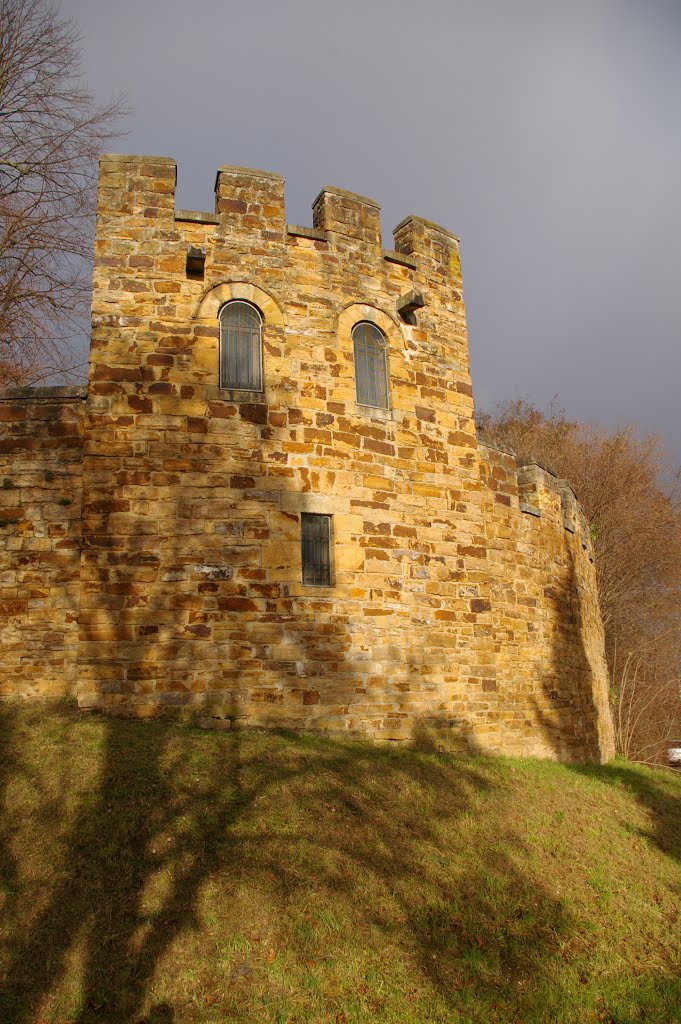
{"left": 60, "top": 0, "right": 681, "bottom": 460}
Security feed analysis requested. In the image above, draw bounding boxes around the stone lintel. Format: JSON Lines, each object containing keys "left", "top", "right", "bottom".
{"left": 281, "top": 492, "right": 350, "bottom": 515}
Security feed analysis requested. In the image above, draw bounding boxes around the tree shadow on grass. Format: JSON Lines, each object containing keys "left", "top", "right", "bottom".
{"left": 0, "top": 702, "right": 591, "bottom": 1023}
{"left": 0, "top": 703, "right": 20, "bottom": 932}
{"left": 0, "top": 704, "right": 254, "bottom": 1022}
{"left": 568, "top": 759, "right": 681, "bottom": 865}
{"left": 526, "top": 542, "right": 681, "bottom": 866}
{"left": 2, "top": 700, "right": 680, "bottom": 1023}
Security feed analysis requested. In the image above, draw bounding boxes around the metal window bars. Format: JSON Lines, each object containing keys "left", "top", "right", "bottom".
{"left": 301, "top": 513, "right": 332, "bottom": 586}
{"left": 219, "top": 301, "right": 263, "bottom": 391}
{"left": 352, "top": 321, "right": 389, "bottom": 409}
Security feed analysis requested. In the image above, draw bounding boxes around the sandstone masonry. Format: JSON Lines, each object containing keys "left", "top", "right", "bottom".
{"left": 0, "top": 155, "right": 615, "bottom": 762}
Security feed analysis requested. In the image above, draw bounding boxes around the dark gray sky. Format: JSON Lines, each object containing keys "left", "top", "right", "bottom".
{"left": 61, "top": 0, "right": 681, "bottom": 460}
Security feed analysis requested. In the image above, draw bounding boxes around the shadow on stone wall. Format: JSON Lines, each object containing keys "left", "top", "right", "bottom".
{"left": 77, "top": 470, "right": 474, "bottom": 748}
{"left": 0, "top": 541, "right": 674, "bottom": 1023}
{"left": 530, "top": 544, "right": 606, "bottom": 762}
{"left": 0, "top": 421, "right": 628, "bottom": 1020}
{"left": 2, "top": 488, "right": 565, "bottom": 1021}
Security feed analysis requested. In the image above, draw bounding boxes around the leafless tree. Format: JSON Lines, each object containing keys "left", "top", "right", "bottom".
{"left": 0, "top": 0, "right": 125, "bottom": 385}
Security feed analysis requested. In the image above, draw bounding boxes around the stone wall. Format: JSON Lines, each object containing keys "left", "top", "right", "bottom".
{"left": 0, "top": 154, "right": 615, "bottom": 762}
{"left": 0, "top": 387, "right": 85, "bottom": 697}
{"left": 478, "top": 442, "right": 614, "bottom": 760}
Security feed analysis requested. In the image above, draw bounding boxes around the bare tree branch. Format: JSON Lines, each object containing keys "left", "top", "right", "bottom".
{"left": 0, "top": 0, "right": 127, "bottom": 384}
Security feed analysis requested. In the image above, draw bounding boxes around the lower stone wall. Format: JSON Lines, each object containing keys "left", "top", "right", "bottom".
{"left": 0, "top": 388, "right": 85, "bottom": 698}
{"left": 74, "top": 402, "right": 495, "bottom": 747}
{"left": 0, "top": 388, "right": 614, "bottom": 762}
{"left": 479, "top": 442, "right": 614, "bottom": 762}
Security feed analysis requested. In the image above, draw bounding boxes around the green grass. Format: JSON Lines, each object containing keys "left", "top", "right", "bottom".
{"left": 0, "top": 704, "right": 679, "bottom": 1024}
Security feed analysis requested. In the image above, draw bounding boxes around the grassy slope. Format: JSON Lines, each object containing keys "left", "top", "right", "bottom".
{"left": 0, "top": 705, "right": 679, "bottom": 1024}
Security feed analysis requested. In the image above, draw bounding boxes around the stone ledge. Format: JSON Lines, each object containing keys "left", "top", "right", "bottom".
{"left": 100, "top": 153, "right": 175, "bottom": 166}
{"left": 0, "top": 386, "right": 88, "bottom": 402}
{"left": 520, "top": 502, "right": 542, "bottom": 517}
{"left": 216, "top": 164, "right": 285, "bottom": 181}
{"left": 214, "top": 165, "right": 285, "bottom": 192}
{"left": 287, "top": 224, "right": 327, "bottom": 242}
{"left": 217, "top": 387, "right": 266, "bottom": 402}
{"left": 518, "top": 455, "right": 558, "bottom": 477}
{"left": 397, "top": 289, "right": 426, "bottom": 316}
{"left": 556, "top": 478, "right": 578, "bottom": 500}
{"left": 478, "top": 437, "right": 517, "bottom": 458}
{"left": 383, "top": 249, "right": 417, "bottom": 269}
{"left": 393, "top": 215, "right": 460, "bottom": 244}
{"left": 281, "top": 492, "right": 350, "bottom": 514}
{"left": 176, "top": 209, "right": 219, "bottom": 224}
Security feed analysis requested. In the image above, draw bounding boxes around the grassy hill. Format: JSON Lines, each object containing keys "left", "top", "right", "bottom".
{"left": 0, "top": 703, "right": 679, "bottom": 1024}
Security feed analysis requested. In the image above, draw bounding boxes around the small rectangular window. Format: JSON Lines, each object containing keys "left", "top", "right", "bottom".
{"left": 301, "top": 513, "right": 332, "bottom": 586}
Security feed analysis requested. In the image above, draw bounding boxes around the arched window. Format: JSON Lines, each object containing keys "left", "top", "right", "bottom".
{"left": 219, "top": 300, "right": 263, "bottom": 391}
{"left": 352, "top": 322, "right": 389, "bottom": 409}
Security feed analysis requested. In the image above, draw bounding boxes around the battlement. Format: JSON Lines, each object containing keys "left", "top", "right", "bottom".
{"left": 516, "top": 459, "right": 593, "bottom": 557}
{"left": 478, "top": 442, "right": 595, "bottom": 561}
{"left": 97, "top": 154, "right": 460, "bottom": 273}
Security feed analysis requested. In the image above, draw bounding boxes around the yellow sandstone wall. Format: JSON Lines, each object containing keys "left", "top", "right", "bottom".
{"left": 479, "top": 443, "right": 614, "bottom": 760}
{"left": 0, "top": 154, "right": 615, "bottom": 762}
{"left": 0, "top": 387, "right": 85, "bottom": 697}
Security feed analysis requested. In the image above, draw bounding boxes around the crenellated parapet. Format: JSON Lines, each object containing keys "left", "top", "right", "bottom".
{"left": 516, "top": 460, "right": 594, "bottom": 559}
{"left": 312, "top": 185, "right": 381, "bottom": 248}
{"left": 94, "top": 156, "right": 464, "bottom": 304}
{"left": 0, "top": 155, "right": 615, "bottom": 763}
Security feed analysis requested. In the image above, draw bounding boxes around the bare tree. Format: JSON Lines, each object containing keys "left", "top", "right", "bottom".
{"left": 0, "top": 0, "right": 125, "bottom": 385}
{"left": 613, "top": 629, "right": 680, "bottom": 769}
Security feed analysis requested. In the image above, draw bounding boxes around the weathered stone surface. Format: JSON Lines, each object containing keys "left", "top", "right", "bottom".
{"left": 0, "top": 155, "right": 615, "bottom": 763}
{"left": 0, "top": 390, "right": 85, "bottom": 698}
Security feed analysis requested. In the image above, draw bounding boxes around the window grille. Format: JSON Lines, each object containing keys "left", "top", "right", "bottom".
{"left": 219, "top": 300, "right": 263, "bottom": 391}
{"left": 352, "top": 322, "right": 389, "bottom": 409}
{"left": 301, "top": 513, "right": 332, "bottom": 586}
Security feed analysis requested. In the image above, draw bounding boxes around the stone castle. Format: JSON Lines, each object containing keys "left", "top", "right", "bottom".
{"left": 0, "top": 154, "right": 615, "bottom": 762}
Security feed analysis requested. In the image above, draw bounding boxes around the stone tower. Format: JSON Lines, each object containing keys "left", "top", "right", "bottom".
{"left": 0, "top": 155, "right": 615, "bottom": 762}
